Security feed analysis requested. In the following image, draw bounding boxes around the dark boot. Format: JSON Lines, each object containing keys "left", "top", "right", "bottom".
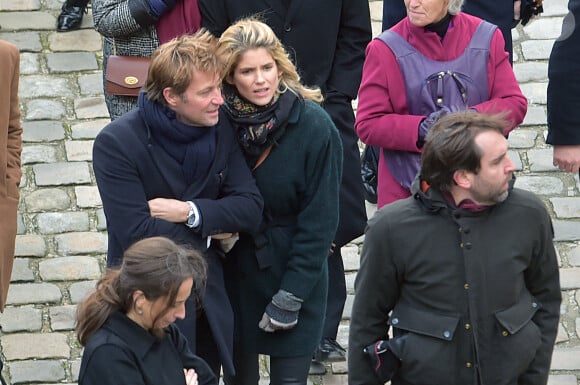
{"left": 56, "top": 0, "right": 90, "bottom": 32}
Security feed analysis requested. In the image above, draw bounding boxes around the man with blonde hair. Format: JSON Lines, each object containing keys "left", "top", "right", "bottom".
{"left": 93, "top": 32, "right": 264, "bottom": 379}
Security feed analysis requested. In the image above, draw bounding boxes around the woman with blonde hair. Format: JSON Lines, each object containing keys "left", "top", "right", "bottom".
{"left": 76, "top": 236, "right": 217, "bottom": 385}
{"left": 216, "top": 18, "right": 342, "bottom": 385}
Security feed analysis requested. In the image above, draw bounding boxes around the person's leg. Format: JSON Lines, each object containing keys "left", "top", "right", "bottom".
{"left": 0, "top": 359, "right": 7, "bottom": 385}
{"left": 195, "top": 310, "right": 222, "bottom": 379}
{"left": 223, "top": 352, "right": 260, "bottom": 385}
{"left": 57, "top": 0, "right": 90, "bottom": 32}
{"left": 270, "top": 354, "right": 312, "bottom": 385}
{"left": 314, "top": 247, "right": 347, "bottom": 363}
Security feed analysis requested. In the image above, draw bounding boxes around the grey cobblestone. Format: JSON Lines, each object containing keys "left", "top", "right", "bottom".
{"left": 553, "top": 220, "right": 580, "bottom": 242}
{"left": 37, "top": 212, "right": 90, "bottom": 234}
{"left": 24, "top": 188, "right": 71, "bottom": 212}
{"left": 70, "top": 119, "right": 108, "bottom": 139}
{"left": 69, "top": 280, "right": 98, "bottom": 304}
{"left": 0, "top": 306, "right": 42, "bottom": 333}
{"left": 14, "top": 234, "right": 46, "bottom": 257}
{"left": 19, "top": 75, "right": 74, "bottom": 98}
{"left": 19, "top": 52, "right": 40, "bottom": 75}
{"left": 74, "top": 96, "right": 109, "bottom": 119}
{"left": 514, "top": 175, "right": 565, "bottom": 195}
{"left": 8, "top": 360, "right": 66, "bottom": 384}
{"left": 49, "top": 305, "right": 77, "bottom": 331}
{"left": 95, "top": 208, "right": 107, "bottom": 230}
{"left": 79, "top": 73, "right": 105, "bottom": 96}
{"left": 522, "top": 105, "right": 547, "bottom": 126}
{"left": 74, "top": 186, "right": 101, "bottom": 208}
{"left": 55, "top": 232, "right": 107, "bottom": 255}
{"left": 22, "top": 145, "right": 58, "bottom": 165}
{"left": 551, "top": 197, "right": 580, "bottom": 218}
{"left": 0, "top": 31, "right": 42, "bottom": 52}
{"left": 0, "top": 0, "right": 41, "bottom": 10}
{"left": 39, "top": 256, "right": 100, "bottom": 281}
{"left": 551, "top": 348, "right": 580, "bottom": 370}
{"left": 508, "top": 129, "right": 537, "bottom": 149}
{"left": 6, "top": 283, "right": 62, "bottom": 305}
{"left": 519, "top": 82, "right": 548, "bottom": 105}
{"left": 25, "top": 99, "right": 67, "bottom": 121}
{"left": 65, "top": 140, "right": 94, "bottom": 162}
{"left": 46, "top": 52, "right": 99, "bottom": 73}
{"left": 568, "top": 245, "right": 580, "bottom": 266}
{"left": 0, "top": 11, "right": 55, "bottom": 31}
{"left": 528, "top": 149, "right": 560, "bottom": 172}
{"left": 22, "top": 120, "right": 66, "bottom": 142}
{"left": 2, "top": 333, "right": 70, "bottom": 360}
{"left": 47, "top": 27, "right": 102, "bottom": 52}
{"left": 11, "top": 258, "right": 34, "bottom": 282}
{"left": 33, "top": 162, "right": 91, "bottom": 186}
{"left": 520, "top": 39, "right": 555, "bottom": 60}
{"left": 559, "top": 268, "right": 580, "bottom": 290}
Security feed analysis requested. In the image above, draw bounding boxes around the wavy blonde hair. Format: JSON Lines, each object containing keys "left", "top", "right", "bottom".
{"left": 217, "top": 17, "right": 323, "bottom": 103}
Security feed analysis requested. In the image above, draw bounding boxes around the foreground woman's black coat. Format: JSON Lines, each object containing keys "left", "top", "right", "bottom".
{"left": 79, "top": 311, "right": 217, "bottom": 385}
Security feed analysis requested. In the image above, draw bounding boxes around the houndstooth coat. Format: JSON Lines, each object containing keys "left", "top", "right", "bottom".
{"left": 92, "top": 0, "right": 160, "bottom": 120}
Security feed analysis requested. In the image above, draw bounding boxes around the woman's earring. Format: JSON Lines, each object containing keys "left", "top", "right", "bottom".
{"left": 137, "top": 309, "right": 143, "bottom": 315}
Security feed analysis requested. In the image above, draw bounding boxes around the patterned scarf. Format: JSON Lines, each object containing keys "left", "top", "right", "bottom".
{"left": 222, "top": 83, "right": 297, "bottom": 167}
{"left": 138, "top": 92, "right": 216, "bottom": 185}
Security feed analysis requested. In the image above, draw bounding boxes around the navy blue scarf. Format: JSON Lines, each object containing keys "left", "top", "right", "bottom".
{"left": 138, "top": 92, "right": 216, "bottom": 185}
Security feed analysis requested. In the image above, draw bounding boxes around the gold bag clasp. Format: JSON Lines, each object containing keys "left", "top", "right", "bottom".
{"left": 124, "top": 76, "right": 139, "bottom": 85}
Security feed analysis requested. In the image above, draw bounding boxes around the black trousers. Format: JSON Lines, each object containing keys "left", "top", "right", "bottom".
{"left": 224, "top": 352, "right": 312, "bottom": 385}
{"left": 64, "top": 0, "right": 90, "bottom": 8}
{"left": 322, "top": 247, "right": 347, "bottom": 339}
{"left": 174, "top": 302, "right": 222, "bottom": 379}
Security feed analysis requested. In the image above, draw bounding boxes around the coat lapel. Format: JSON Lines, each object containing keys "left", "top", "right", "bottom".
{"left": 261, "top": 0, "right": 305, "bottom": 25}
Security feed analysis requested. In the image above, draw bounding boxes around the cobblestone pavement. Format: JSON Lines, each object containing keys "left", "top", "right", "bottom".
{"left": 0, "top": 0, "right": 579, "bottom": 384}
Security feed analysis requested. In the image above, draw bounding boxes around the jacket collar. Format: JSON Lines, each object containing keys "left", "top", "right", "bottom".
{"left": 411, "top": 174, "right": 516, "bottom": 215}
{"left": 103, "top": 311, "right": 162, "bottom": 359}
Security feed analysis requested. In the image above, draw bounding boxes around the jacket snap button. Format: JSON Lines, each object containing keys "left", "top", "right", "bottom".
{"left": 465, "top": 323, "right": 471, "bottom": 330}
{"left": 443, "top": 331, "right": 450, "bottom": 338}
{"left": 532, "top": 302, "right": 538, "bottom": 308}
{"left": 466, "top": 362, "right": 472, "bottom": 368}
{"left": 391, "top": 318, "right": 399, "bottom": 325}
{"left": 465, "top": 242, "right": 472, "bottom": 249}
{"left": 464, "top": 283, "right": 469, "bottom": 289}
{"left": 502, "top": 330, "right": 509, "bottom": 337}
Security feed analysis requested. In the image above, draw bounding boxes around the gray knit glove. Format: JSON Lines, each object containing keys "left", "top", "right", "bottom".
{"left": 258, "top": 289, "right": 303, "bottom": 332}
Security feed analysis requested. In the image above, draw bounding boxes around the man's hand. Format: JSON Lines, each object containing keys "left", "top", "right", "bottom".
{"left": 148, "top": 198, "right": 189, "bottom": 223}
{"left": 553, "top": 145, "right": 580, "bottom": 173}
{"left": 183, "top": 369, "right": 198, "bottom": 385}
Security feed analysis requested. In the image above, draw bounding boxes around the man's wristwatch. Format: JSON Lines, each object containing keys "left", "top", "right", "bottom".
{"left": 185, "top": 201, "right": 196, "bottom": 228}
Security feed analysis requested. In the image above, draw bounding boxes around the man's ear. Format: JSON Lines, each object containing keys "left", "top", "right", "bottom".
{"left": 453, "top": 169, "right": 472, "bottom": 189}
{"left": 163, "top": 87, "right": 179, "bottom": 107}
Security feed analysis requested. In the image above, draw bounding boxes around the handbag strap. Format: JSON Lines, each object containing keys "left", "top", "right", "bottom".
{"left": 253, "top": 145, "right": 273, "bottom": 171}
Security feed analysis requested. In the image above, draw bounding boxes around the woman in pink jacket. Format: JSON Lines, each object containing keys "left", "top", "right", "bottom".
{"left": 355, "top": 0, "right": 527, "bottom": 208}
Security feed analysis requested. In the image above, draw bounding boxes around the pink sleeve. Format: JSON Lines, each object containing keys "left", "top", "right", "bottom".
{"left": 355, "top": 39, "right": 425, "bottom": 153}
{"left": 472, "top": 29, "right": 528, "bottom": 134}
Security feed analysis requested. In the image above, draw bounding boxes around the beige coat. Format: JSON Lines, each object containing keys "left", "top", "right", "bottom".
{"left": 0, "top": 40, "right": 22, "bottom": 311}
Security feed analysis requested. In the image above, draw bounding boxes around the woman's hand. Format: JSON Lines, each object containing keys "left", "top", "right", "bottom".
{"left": 184, "top": 369, "right": 198, "bottom": 385}
{"left": 148, "top": 198, "right": 189, "bottom": 223}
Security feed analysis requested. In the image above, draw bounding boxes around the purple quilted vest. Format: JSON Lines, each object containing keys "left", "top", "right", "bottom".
{"left": 378, "top": 20, "right": 495, "bottom": 190}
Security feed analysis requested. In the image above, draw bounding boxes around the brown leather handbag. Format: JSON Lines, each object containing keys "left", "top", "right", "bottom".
{"left": 105, "top": 55, "right": 150, "bottom": 96}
